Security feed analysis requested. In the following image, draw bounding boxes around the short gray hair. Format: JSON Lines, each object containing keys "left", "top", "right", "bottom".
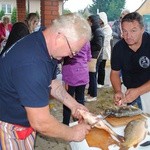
{"left": 2, "top": 16, "right": 10, "bottom": 23}
{"left": 51, "top": 13, "right": 91, "bottom": 42}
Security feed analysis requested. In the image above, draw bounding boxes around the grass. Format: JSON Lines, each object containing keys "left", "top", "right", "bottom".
{"left": 85, "top": 87, "right": 115, "bottom": 115}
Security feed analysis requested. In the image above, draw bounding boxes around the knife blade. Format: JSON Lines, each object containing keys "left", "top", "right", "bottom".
{"left": 140, "top": 141, "right": 150, "bottom": 146}
{"left": 90, "top": 114, "right": 110, "bottom": 128}
{"left": 100, "top": 113, "right": 111, "bottom": 119}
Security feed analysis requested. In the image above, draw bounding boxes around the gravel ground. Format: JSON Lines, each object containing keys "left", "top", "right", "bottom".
{"left": 34, "top": 99, "right": 71, "bottom": 150}
{"left": 35, "top": 133, "right": 71, "bottom": 150}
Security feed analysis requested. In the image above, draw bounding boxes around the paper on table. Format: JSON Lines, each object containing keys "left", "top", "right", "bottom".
{"left": 141, "top": 92, "right": 150, "bottom": 114}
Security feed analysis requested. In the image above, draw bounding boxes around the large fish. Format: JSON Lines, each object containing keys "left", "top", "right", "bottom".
{"left": 104, "top": 106, "right": 142, "bottom": 117}
{"left": 77, "top": 109, "right": 124, "bottom": 142}
{"left": 120, "top": 118, "right": 148, "bottom": 150}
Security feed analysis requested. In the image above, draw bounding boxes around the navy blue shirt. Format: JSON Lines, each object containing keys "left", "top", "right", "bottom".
{"left": 111, "top": 32, "right": 150, "bottom": 89}
{"left": 0, "top": 30, "right": 57, "bottom": 126}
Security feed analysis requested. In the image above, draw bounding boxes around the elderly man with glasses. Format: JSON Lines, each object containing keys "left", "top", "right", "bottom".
{"left": 0, "top": 13, "right": 91, "bottom": 150}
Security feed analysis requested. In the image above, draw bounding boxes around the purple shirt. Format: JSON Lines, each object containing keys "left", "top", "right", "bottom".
{"left": 62, "top": 42, "right": 91, "bottom": 86}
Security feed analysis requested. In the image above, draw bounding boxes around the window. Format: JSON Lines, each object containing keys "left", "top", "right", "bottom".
{"left": 2, "top": 4, "right": 11, "bottom": 14}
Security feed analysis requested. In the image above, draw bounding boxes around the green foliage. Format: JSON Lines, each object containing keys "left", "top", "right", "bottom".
{"left": 62, "top": 8, "right": 90, "bottom": 19}
{"left": 63, "top": 9, "right": 72, "bottom": 14}
{"left": 11, "top": 7, "right": 17, "bottom": 24}
{"left": 89, "top": 0, "right": 126, "bottom": 21}
{"left": 0, "top": 10, "right": 5, "bottom": 20}
{"left": 35, "top": 11, "right": 39, "bottom": 18}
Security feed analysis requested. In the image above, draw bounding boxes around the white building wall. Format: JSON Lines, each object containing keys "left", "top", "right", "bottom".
{"left": 0, "top": 0, "right": 40, "bottom": 15}
{"left": 27, "top": 0, "right": 40, "bottom": 14}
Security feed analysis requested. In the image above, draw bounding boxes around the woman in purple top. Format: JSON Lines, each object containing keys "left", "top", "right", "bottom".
{"left": 62, "top": 42, "right": 91, "bottom": 125}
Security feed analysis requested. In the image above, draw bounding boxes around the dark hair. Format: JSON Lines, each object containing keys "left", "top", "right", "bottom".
{"left": 25, "top": 13, "right": 39, "bottom": 22}
{"left": 0, "top": 22, "right": 29, "bottom": 56}
{"left": 1, "top": 13, "right": 40, "bottom": 55}
{"left": 121, "top": 12, "right": 144, "bottom": 28}
{"left": 88, "top": 15, "right": 100, "bottom": 25}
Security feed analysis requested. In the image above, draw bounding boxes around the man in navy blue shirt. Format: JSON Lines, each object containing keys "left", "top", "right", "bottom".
{"left": 111, "top": 12, "right": 150, "bottom": 112}
{"left": 0, "top": 13, "right": 92, "bottom": 149}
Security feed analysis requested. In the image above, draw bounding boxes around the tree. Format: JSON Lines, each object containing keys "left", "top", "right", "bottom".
{"left": 0, "top": 10, "right": 5, "bottom": 20}
{"left": 11, "top": 7, "right": 17, "bottom": 24}
{"left": 89, "top": 0, "right": 125, "bottom": 21}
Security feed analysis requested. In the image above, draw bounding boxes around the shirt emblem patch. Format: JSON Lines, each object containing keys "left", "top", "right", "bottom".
{"left": 139, "top": 56, "right": 150, "bottom": 68}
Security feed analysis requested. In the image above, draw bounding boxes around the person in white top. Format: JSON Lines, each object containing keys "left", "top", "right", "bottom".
{"left": 97, "top": 12, "right": 112, "bottom": 88}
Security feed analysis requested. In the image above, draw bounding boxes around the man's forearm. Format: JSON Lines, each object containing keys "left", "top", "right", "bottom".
{"left": 50, "top": 79, "right": 77, "bottom": 109}
{"left": 27, "top": 106, "right": 74, "bottom": 141}
{"left": 110, "top": 70, "right": 122, "bottom": 93}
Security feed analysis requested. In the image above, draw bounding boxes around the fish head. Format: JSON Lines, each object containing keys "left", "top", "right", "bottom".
{"left": 77, "top": 109, "right": 98, "bottom": 124}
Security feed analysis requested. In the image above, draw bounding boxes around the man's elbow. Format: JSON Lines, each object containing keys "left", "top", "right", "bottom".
{"left": 30, "top": 120, "right": 50, "bottom": 135}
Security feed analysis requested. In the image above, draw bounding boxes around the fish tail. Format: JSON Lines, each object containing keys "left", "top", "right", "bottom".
{"left": 116, "top": 135, "right": 125, "bottom": 142}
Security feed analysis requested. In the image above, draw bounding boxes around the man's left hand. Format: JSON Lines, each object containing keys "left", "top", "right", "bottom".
{"left": 71, "top": 103, "right": 88, "bottom": 121}
{"left": 121, "top": 88, "right": 139, "bottom": 104}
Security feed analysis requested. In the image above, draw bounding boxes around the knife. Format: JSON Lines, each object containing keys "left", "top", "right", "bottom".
{"left": 140, "top": 141, "right": 150, "bottom": 147}
{"left": 90, "top": 114, "right": 110, "bottom": 128}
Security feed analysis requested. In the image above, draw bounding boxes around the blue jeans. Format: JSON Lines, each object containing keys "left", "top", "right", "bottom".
{"left": 63, "top": 85, "right": 86, "bottom": 125}
{"left": 127, "top": 96, "right": 142, "bottom": 110}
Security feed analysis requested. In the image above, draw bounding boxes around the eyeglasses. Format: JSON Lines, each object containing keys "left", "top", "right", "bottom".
{"left": 63, "top": 34, "right": 76, "bottom": 57}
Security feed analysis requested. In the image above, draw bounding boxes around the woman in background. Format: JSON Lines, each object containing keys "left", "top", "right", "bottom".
{"left": 62, "top": 42, "right": 91, "bottom": 125}
{"left": 1, "top": 13, "right": 39, "bottom": 55}
{"left": 86, "top": 15, "right": 104, "bottom": 102}
{"left": 97, "top": 12, "right": 112, "bottom": 88}
{"left": 0, "top": 16, "right": 12, "bottom": 51}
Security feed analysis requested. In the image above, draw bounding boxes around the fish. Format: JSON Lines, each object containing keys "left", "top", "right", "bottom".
{"left": 120, "top": 118, "right": 148, "bottom": 150}
{"left": 104, "top": 106, "right": 142, "bottom": 117}
{"left": 77, "top": 109, "right": 124, "bottom": 142}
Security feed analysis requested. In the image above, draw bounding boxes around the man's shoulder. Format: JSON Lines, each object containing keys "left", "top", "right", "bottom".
{"left": 142, "top": 32, "right": 150, "bottom": 44}
{"left": 112, "top": 40, "right": 127, "bottom": 56}
{"left": 114, "top": 39, "right": 125, "bottom": 47}
{"left": 143, "top": 31, "right": 150, "bottom": 38}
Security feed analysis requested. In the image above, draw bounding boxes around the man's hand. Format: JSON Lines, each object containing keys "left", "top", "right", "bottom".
{"left": 71, "top": 103, "right": 88, "bottom": 121}
{"left": 122, "top": 88, "right": 139, "bottom": 104}
{"left": 71, "top": 123, "right": 91, "bottom": 142}
{"left": 114, "top": 91, "right": 124, "bottom": 106}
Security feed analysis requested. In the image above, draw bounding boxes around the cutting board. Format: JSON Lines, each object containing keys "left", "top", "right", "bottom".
{"left": 105, "top": 114, "right": 145, "bottom": 127}
{"left": 86, "top": 127, "right": 119, "bottom": 150}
